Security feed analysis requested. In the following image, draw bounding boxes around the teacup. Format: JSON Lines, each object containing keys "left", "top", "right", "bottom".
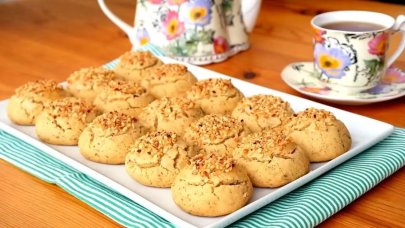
{"left": 311, "top": 11, "right": 405, "bottom": 94}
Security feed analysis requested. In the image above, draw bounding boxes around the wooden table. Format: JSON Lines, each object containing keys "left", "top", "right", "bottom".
{"left": 1, "top": 0, "right": 404, "bottom": 227}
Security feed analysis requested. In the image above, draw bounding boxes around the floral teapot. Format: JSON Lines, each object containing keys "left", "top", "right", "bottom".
{"left": 98, "top": 0, "right": 262, "bottom": 65}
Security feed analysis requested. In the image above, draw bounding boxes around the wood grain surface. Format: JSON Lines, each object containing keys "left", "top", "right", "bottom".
{"left": 1, "top": 0, "right": 405, "bottom": 227}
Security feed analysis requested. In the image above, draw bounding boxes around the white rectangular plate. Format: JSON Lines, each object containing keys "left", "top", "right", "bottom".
{"left": 0, "top": 56, "right": 394, "bottom": 228}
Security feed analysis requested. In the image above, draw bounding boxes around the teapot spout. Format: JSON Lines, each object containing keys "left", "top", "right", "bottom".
{"left": 241, "top": 0, "right": 262, "bottom": 33}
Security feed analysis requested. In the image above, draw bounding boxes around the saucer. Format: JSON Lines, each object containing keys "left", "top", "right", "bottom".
{"left": 281, "top": 62, "right": 405, "bottom": 105}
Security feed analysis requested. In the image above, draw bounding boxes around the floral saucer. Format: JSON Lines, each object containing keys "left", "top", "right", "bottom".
{"left": 281, "top": 62, "right": 405, "bottom": 105}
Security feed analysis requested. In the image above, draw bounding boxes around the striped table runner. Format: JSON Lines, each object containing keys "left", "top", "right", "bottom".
{"left": 1, "top": 44, "right": 404, "bottom": 227}
{"left": 1, "top": 128, "right": 404, "bottom": 227}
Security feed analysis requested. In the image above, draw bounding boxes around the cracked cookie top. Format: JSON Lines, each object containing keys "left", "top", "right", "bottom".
{"left": 46, "top": 97, "right": 96, "bottom": 119}
{"left": 104, "top": 80, "right": 146, "bottom": 95}
{"left": 283, "top": 108, "right": 338, "bottom": 131}
{"left": 185, "top": 114, "right": 245, "bottom": 145}
{"left": 117, "top": 51, "right": 159, "bottom": 70}
{"left": 149, "top": 64, "right": 188, "bottom": 80}
{"left": 90, "top": 111, "right": 142, "bottom": 136}
{"left": 15, "top": 79, "right": 64, "bottom": 97}
{"left": 143, "top": 97, "right": 201, "bottom": 119}
{"left": 128, "top": 131, "right": 190, "bottom": 167}
{"left": 67, "top": 67, "right": 115, "bottom": 87}
{"left": 235, "top": 94, "right": 294, "bottom": 118}
{"left": 234, "top": 127, "right": 296, "bottom": 161}
{"left": 190, "top": 153, "right": 235, "bottom": 177}
{"left": 186, "top": 78, "right": 240, "bottom": 99}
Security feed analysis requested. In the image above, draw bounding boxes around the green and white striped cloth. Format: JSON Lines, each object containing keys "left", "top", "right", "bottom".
{"left": 1, "top": 44, "right": 404, "bottom": 227}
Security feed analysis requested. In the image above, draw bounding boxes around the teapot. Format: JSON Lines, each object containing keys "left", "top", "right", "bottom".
{"left": 98, "top": 0, "right": 262, "bottom": 65}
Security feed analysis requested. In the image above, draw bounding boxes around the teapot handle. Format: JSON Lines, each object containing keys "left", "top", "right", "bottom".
{"left": 97, "top": 0, "right": 134, "bottom": 38}
{"left": 241, "top": 0, "right": 262, "bottom": 33}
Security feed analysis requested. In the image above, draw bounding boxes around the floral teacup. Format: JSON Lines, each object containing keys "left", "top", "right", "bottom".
{"left": 311, "top": 11, "right": 405, "bottom": 94}
{"left": 98, "top": 0, "right": 262, "bottom": 65}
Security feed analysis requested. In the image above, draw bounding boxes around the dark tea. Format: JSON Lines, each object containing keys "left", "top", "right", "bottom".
{"left": 321, "top": 21, "right": 386, "bottom": 32}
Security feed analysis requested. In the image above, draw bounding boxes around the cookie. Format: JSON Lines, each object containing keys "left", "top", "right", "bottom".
{"left": 282, "top": 108, "right": 352, "bottom": 162}
{"left": 35, "top": 97, "right": 97, "bottom": 145}
{"left": 125, "top": 131, "right": 195, "bottom": 188}
{"left": 79, "top": 111, "right": 148, "bottom": 164}
{"left": 66, "top": 67, "right": 115, "bottom": 103}
{"left": 114, "top": 51, "right": 163, "bottom": 82}
{"left": 172, "top": 153, "right": 253, "bottom": 216}
{"left": 141, "top": 63, "right": 197, "bottom": 99}
{"left": 186, "top": 78, "right": 244, "bottom": 115}
{"left": 183, "top": 114, "right": 250, "bottom": 156}
{"left": 138, "top": 97, "right": 204, "bottom": 136}
{"left": 233, "top": 128, "right": 310, "bottom": 187}
{"left": 232, "top": 94, "right": 294, "bottom": 133}
{"left": 93, "top": 80, "right": 154, "bottom": 117}
{"left": 7, "top": 79, "right": 67, "bottom": 125}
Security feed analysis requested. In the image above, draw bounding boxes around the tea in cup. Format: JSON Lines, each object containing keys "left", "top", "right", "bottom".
{"left": 311, "top": 11, "right": 405, "bottom": 94}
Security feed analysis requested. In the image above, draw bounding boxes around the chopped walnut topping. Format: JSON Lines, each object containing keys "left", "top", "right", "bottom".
{"left": 187, "top": 78, "right": 238, "bottom": 99}
{"left": 129, "top": 131, "right": 180, "bottom": 158}
{"left": 149, "top": 64, "right": 188, "bottom": 80}
{"left": 46, "top": 97, "right": 95, "bottom": 119}
{"left": 296, "top": 108, "right": 336, "bottom": 121}
{"left": 91, "top": 111, "right": 140, "bottom": 134}
{"left": 237, "top": 94, "right": 293, "bottom": 118}
{"left": 190, "top": 153, "right": 235, "bottom": 177}
{"left": 186, "top": 114, "right": 244, "bottom": 143}
{"left": 118, "top": 51, "right": 158, "bottom": 69}
{"left": 235, "top": 127, "right": 295, "bottom": 161}
{"left": 105, "top": 80, "right": 146, "bottom": 95}
{"left": 146, "top": 97, "right": 200, "bottom": 119}
{"left": 67, "top": 67, "right": 115, "bottom": 85}
{"left": 282, "top": 108, "right": 337, "bottom": 131}
{"left": 15, "top": 79, "right": 63, "bottom": 95}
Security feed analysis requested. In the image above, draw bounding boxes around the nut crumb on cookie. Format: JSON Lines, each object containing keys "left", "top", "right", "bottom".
{"left": 15, "top": 79, "right": 63, "bottom": 96}
{"left": 236, "top": 128, "right": 295, "bottom": 160}
{"left": 46, "top": 97, "right": 95, "bottom": 119}
{"left": 67, "top": 67, "right": 115, "bottom": 86}
{"left": 105, "top": 80, "right": 146, "bottom": 95}
{"left": 186, "top": 114, "right": 244, "bottom": 143}
{"left": 240, "top": 94, "right": 292, "bottom": 118}
{"left": 118, "top": 51, "right": 158, "bottom": 69}
{"left": 150, "top": 97, "right": 199, "bottom": 119}
{"left": 150, "top": 64, "right": 188, "bottom": 80}
{"left": 91, "top": 111, "right": 140, "bottom": 135}
{"left": 187, "top": 78, "right": 237, "bottom": 98}
{"left": 129, "top": 131, "right": 180, "bottom": 159}
{"left": 190, "top": 153, "right": 235, "bottom": 177}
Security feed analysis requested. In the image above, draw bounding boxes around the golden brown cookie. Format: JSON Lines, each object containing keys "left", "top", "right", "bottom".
{"left": 172, "top": 153, "right": 253, "bottom": 217}
{"left": 125, "top": 131, "right": 195, "bottom": 187}
{"left": 233, "top": 128, "right": 310, "bottom": 187}
{"left": 66, "top": 67, "right": 115, "bottom": 103}
{"left": 186, "top": 78, "right": 244, "bottom": 115}
{"left": 183, "top": 114, "right": 250, "bottom": 156}
{"left": 7, "top": 79, "right": 67, "bottom": 125}
{"left": 79, "top": 111, "right": 148, "bottom": 164}
{"left": 35, "top": 97, "right": 97, "bottom": 145}
{"left": 282, "top": 108, "right": 352, "bottom": 162}
{"left": 141, "top": 63, "right": 197, "bottom": 99}
{"left": 232, "top": 94, "right": 294, "bottom": 133}
{"left": 138, "top": 97, "right": 204, "bottom": 136}
{"left": 93, "top": 80, "right": 154, "bottom": 117}
{"left": 114, "top": 51, "right": 164, "bottom": 82}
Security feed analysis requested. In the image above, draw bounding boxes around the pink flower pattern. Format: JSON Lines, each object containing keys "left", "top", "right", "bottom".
{"left": 162, "top": 10, "right": 185, "bottom": 40}
{"left": 368, "top": 33, "right": 388, "bottom": 56}
{"left": 381, "top": 67, "right": 405, "bottom": 85}
{"left": 167, "top": 0, "right": 187, "bottom": 5}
